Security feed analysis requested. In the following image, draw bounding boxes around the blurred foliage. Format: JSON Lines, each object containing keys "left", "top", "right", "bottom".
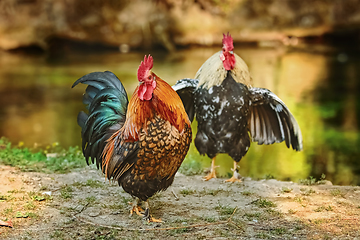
{"left": 2, "top": 0, "right": 360, "bottom": 51}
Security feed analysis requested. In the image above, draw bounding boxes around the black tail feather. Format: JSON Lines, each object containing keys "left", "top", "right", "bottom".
{"left": 73, "top": 71, "right": 129, "bottom": 168}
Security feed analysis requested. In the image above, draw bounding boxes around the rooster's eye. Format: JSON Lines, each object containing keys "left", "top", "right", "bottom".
{"left": 148, "top": 76, "right": 152, "bottom": 80}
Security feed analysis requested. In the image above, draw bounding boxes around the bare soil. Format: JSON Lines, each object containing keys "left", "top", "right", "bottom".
{"left": 0, "top": 164, "right": 359, "bottom": 239}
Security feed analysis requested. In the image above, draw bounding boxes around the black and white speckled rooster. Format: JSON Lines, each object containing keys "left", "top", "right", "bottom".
{"left": 173, "top": 33, "right": 303, "bottom": 182}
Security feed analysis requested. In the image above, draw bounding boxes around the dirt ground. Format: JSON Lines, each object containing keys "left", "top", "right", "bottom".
{"left": 0, "top": 164, "right": 359, "bottom": 239}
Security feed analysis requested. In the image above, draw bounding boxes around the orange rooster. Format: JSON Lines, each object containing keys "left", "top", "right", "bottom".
{"left": 72, "top": 55, "right": 192, "bottom": 222}
{"left": 173, "top": 34, "right": 302, "bottom": 182}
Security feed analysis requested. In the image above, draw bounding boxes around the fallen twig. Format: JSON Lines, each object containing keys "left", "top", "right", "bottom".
{"left": 171, "top": 189, "right": 179, "bottom": 201}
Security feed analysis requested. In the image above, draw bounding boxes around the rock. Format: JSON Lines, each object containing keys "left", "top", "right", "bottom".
{"left": 42, "top": 191, "right": 52, "bottom": 196}
{"left": 88, "top": 208, "right": 101, "bottom": 217}
{"left": 323, "top": 180, "right": 333, "bottom": 186}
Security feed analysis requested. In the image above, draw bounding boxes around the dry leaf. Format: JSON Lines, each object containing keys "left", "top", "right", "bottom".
{"left": 0, "top": 220, "right": 13, "bottom": 228}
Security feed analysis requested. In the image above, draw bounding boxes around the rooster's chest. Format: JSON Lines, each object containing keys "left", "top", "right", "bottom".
{"left": 132, "top": 116, "right": 191, "bottom": 180}
{"left": 194, "top": 76, "right": 250, "bottom": 135}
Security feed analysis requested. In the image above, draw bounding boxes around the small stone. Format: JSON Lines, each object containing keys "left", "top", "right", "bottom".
{"left": 323, "top": 180, "right": 333, "bottom": 185}
{"left": 88, "top": 209, "right": 101, "bottom": 217}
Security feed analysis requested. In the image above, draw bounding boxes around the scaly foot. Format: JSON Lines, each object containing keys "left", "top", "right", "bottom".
{"left": 225, "top": 162, "right": 242, "bottom": 183}
{"left": 129, "top": 205, "right": 144, "bottom": 216}
{"left": 145, "top": 215, "right": 162, "bottom": 223}
{"left": 203, "top": 157, "right": 218, "bottom": 181}
{"left": 225, "top": 176, "right": 242, "bottom": 183}
{"left": 129, "top": 199, "right": 144, "bottom": 216}
{"left": 143, "top": 203, "right": 162, "bottom": 223}
{"left": 203, "top": 169, "right": 218, "bottom": 181}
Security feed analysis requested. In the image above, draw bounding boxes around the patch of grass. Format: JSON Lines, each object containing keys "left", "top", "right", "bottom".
{"left": 265, "top": 208, "right": 282, "bottom": 217}
{"left": 295, "top": 225, "right": 304, "bottom": 230}
{"left": 179, "top": 189, "right": 196, "bottom": 196}
{"left": 300, "top": 188, "right": 315, "bottom": 196}
{"left": 318, "top": 173, "right": 327, "bottom": 184}
{"left": 169, "top": 227, "right": 190, "bottom": 235}
{"left": 7, "top": 189, "right": 25, "bottom": 194}
{"left": 241, "top": 191, "right": 254, "bottom": 196}
{"left": 24, "top": 201, "right": 36, "bottom": 210}
{"left": 77, "top": 196, "right": 98, "bottom": 209}
{"left": 172, "top": 218, "right": 188, "bottom": 224}
{"left": 60, "top": 186, "right": 73, "bottom": 199}
{"left": 330, "top": 189, "right": 346, "bottom": 197}
{"left": 256, "top": 232, "right": 270, "bottom": 239}
{"left": 107, "top": 203, "right": 125, "bottom": 211}
{"left": 313, "top": 205, "right": 333, "bottom": 212}
{"left": 0, "top": 194, "right": 14, "bottom": 201}
{"left": 206, "top": 189, "right": 225, "bottom": 196}
{"left": 325, "top": 205, "right": 333, "bottom": 211}
{"left": 3, "top": 207, "right": 13, "bottom": 216}
{"left": 312, "top": 219, "right": 325, "bottom": 225}
{"left": 73, "top": 179, "right": 104, "bottom": 189}
{"left": 264, "top": 174, "right": 275, "bottom": 180}
{"left": 299, "top": 174, "right": 327, "bottom": 186}
{"left": 299, "top": 176, "right": 317, "bottom": 185}
{"left": 281, "top": 187, "right": 293, "bottom": 193}
{"left": 314, "top": 206, "right": 325, "bottom": 212}
{"left": 294, "top": 196, "right": 303, "bottom": 203}
{"left": 39, "top": 186, "right": 49, "bottom": 191}
{"left": 120, "top": 196, "right": 133, "bottom": 205}
{"left": 271, "top": 227, "right": 287, "bottom": 235}
{"left": 15, "top": 211, "right": 29, "bottom": 218}
{"left": 51, "top": 230, "right": 65, "bottom": 239}
{"left": 288, "top": 209, "right": 297, "bottom": 214}
{"left": 199, "top": 188, "right": 227, "bottom": 196}
{"left": 252, "top": 198, "right": 276, "bottom": 208}
{"left": 85, "top": 196, "right": 97, "bottom": 204}
{"left": 7, "top": 177, "right": 15, "bottom": 182}
{"left": 0, "top": 137, "right": 86, "bottom": 173}
{"left": 215, "top": 204, "right": 236, "bottom": 215}
{"left": 16, "top": 211, "right": 38, "bottom": 219}
{"left": 244, "top": 212, "right": 261, "bottom": 221}
{"left": 28, "top": 191, "right": 52, "bottom": 201}
{"left": 201, "top": 216, "right": 216, "bottom": 222}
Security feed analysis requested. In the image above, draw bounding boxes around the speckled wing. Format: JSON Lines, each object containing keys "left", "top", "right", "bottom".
{"left": 172, "top": 78, "right": 199, "bottom": 122}
{"left": 248, "top": 87, "right": 303, "bottom": 151}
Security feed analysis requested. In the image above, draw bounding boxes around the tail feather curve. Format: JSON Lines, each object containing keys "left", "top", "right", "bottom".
{"left": 73, "top": 71, "right": 129, "bottom": 169}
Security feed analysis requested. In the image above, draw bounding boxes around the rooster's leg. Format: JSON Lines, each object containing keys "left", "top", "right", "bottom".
{"left": 203, "top": 157, "right": 219, "bottom": 181}
{"left": 143, "top": 200, "right": 162, "bottom": 223}
{"left": 129, "top": 198, "right": 144, "bottom": 217}
{"left": 225, "top": 161, "right": 242, "bottom": 183}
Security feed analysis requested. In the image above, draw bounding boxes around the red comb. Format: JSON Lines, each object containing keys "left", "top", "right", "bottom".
{"left": 137, "top": 55, "right": 153, "bottom": 81}
{"left": 222, "top": 33, "right": 234, "bottom": 52}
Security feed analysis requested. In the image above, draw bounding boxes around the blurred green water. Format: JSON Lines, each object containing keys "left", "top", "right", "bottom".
{"left": 0, "top": 46, "right": 359, "bottom": 185}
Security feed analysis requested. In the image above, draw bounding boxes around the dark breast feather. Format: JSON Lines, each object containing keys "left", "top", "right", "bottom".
{"left": 193, "top": 72, "right": 251, "bottom": 161}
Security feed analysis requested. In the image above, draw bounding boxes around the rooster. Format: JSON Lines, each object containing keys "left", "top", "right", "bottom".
{"left": 72, "top": 55, "right": 192, "bottom": 222}
{"left": 173, "top": 33, "right": 302, "bottom": 182}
